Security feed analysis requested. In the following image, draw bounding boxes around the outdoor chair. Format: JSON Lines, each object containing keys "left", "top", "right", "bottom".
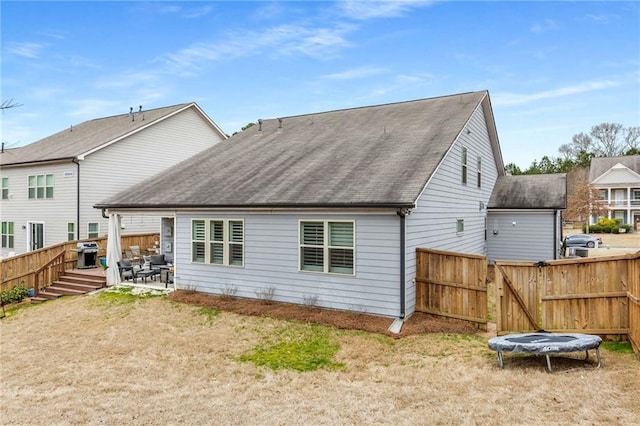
{"left": 125, "top": 245, "right": 142, "bottom": 265}
{"left": 118, "top": 259, "right": 142, "bottom": 283}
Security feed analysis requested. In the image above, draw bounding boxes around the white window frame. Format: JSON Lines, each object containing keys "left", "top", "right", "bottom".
{"left": 67, "top": 222, "right": 75, "bottom": 241}
{"left": 461, "top": 147, "right": 468, "bottom": 185}
{"left": 87, "top": 222, "right": 99, "bottom": 239}
{"left": 456, "top": 218, "right": 464, "bottom": 235}
{"left": 191, "top": 219, "right": 244, "bottom": 267}
{"left": 477, "top": 156, "right": 482, "bottom": 188}
{"left": 299, "top": 220, "right": 355, "bottom": 276}
{"left": 1, "top": 221, "right": 14, "bottom": 248}
{"left": 28, "top": 174, "right": 54, "bottom": 199}
{"left": 1, "top": 177, "right": 8, "bottom": 199}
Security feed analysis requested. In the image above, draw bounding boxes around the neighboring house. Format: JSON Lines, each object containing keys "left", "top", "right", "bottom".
{"left": 589, "top": 155, "right": 640, "bottom": 231}
{"left": 487, "top": 174, "right": 566, "bottom": 262}
{"left": 0, "top": 103, "right": 227, "bottom": 258}
{"left": 98, "top": 90, "right": 504, "bottom": 319}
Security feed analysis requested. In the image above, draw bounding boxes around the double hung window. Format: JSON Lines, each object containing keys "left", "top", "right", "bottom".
{"left": 88, "top": 223, "right": 99, "bottom": 239}
{"left": 1, "top": 221, "right": 14, "bottom": 248}
{"left": 300, "top": 221, "right": 354, "bottom": 275}
{"left": 192, "top": 219, "right": 244, "bottom": 266}
{"left": 28, "top": 174, "right": 54, "bottom": 199}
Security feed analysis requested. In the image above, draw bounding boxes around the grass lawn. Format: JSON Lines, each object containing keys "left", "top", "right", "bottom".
{"left": 1, "top": 289, "right": 638, "bottom": 425}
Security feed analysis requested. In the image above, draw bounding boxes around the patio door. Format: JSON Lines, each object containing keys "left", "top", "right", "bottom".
{"left": 27, "top": 222, "right": 45, "bottom": 251}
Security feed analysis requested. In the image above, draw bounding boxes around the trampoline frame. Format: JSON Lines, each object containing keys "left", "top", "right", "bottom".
{"left": 488, "top": 333, "right": 602, "bottom": 372}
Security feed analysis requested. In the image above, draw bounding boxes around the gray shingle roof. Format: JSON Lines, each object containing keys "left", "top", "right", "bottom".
{"left": 0, "top": 103, "right": 204, "bottom": 166}
{"left": 488, "top": 174, "right": 567, "bottom": 209}
{"left": 98, "top": 91, "right": 494, "bottom": 209}
{"left": 589, "top": 155, "right": 640, "bottom": 181}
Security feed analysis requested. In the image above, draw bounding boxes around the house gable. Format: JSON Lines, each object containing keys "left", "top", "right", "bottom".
{"left": 592, "top": 162, "right": 640, "bottom": 186}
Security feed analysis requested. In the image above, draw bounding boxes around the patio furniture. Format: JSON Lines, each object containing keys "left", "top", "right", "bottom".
{"left": 118, "top": 259, "right": 142, "bottom": 283}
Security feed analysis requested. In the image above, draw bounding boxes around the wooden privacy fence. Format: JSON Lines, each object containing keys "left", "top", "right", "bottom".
{"left": 415, "top": 248, "right": 488, "bottom": 330}
{"left": 0, "top": 233, "right": 159, "bottom": 293}
{"left": 494, "top": 252, "right": 640, "bottom": 348}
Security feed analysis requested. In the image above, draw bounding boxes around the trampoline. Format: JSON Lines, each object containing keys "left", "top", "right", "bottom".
{"left": 487, "top": 332, "right": 602, "bottom": 372}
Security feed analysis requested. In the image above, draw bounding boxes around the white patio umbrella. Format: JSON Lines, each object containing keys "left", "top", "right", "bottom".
{"left": 106, "top": 213, "right": 123, "bottom": 286}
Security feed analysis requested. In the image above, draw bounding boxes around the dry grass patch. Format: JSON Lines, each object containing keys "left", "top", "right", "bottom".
{"left": 1, "top": 292, "right": 638, "bottom": 425}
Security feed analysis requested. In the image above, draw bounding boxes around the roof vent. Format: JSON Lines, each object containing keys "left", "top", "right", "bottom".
{"left": 278, "top": 118, "right": 283, "bottom": 130}
{"left": 258, "top": 119, "right": 263, "bottom": 132}
{"left": 139, "top": 105, "right": 142, "bottom": 113}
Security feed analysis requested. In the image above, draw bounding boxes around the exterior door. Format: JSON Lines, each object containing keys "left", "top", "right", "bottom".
{"left": 28, "top": 222, "right": 44, "bottom": 251}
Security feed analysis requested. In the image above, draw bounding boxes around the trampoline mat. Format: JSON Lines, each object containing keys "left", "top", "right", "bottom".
{"left": 488, "top": 333, "right": 602, "bottom": 354}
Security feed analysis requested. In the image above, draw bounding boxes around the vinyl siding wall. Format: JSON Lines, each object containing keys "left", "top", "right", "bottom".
{"left": 404, "top": 103, "right": 499, "bottom": 316}
{"left": 0, "top": 162, "right": 77, "bottom": 257}
{"left": 80, "top": 108, "right": 223, "bottom": 239}
{"left": 487, "top": 210, "right": 558, "bottom": 262}
{"left": 174, "top": 211, "right": 403, "bottom": 317}
{"left": 0, "top": 107, "right": 224, "bottom": 256}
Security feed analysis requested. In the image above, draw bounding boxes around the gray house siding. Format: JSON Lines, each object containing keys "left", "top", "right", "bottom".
{"left": 174, "top": 211, "right": 402, "bottom": 317}
{"left": 404, "top": 103, "right": 499, "bottom": 316}
{"left": 81, "top": 108, "right": 224, "bottom": 239}
{"left": 487, "top": 210, "right": 558, "bottom": 262}
{"left": 0, "top": 162, "right": 78, "bottom": 256}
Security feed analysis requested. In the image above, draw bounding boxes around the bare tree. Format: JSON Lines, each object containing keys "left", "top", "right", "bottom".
{"left": 565, "top": 180, "right": 609, "bottom": 233}
{"left": 590, "top": 123, "right": 624, "bottom": 157}
{"left": 557, "top": 143, "right": 573, "bottom": 161}
{"left": 1, "top": 99, "right": 23, "bottom": 110}
{"left": 624, "top": 126, "right": 640, "bottom": 152}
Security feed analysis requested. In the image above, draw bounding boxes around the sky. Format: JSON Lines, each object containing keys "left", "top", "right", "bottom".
{"left": 1, "top": 0, "right": 639, "bottom": 169}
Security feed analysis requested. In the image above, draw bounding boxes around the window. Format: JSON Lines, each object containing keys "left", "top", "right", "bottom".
{"left": 191, "top": 219, "right": 244, "bottom": 266}
{"left": 88, "top": 222, "right": 99, "bottom": 239}
{"left": 477, "top": 157, "right": 482, "bottom": 188}
{"left": 300, "top": 221, "right": 354, "bottom": 275}
{"left": 456, "top": 219, "right": 464, "bottom": 234}
{"left": 67, "top": 223, "right": 75, "bottom": 241}
{"left": 598, "top": 189, "right": 607, "bottom": 200}
{"left": 1, "top": 177, "right": 8, "bottom": 199}
{"left": 28, "top": 174, "right": 54, "bottom": 199}
{"left": 1, "top": 221, "right": 14, "bottom": 248}
{"left": 461, "top": 148, "right": 468, "bottom": 184}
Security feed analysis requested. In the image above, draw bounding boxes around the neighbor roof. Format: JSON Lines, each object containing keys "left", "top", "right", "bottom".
{"left": 589, "top": 155, "right": 640, "bottom": 181}
{"left": 488, "top": 174, "right": 567, "bottom": 209}
{"left": 0, "top": 103, "right": 224, "bottom": 166}
{"left": 98, "top": 90, "right": 499, "bottom": 210}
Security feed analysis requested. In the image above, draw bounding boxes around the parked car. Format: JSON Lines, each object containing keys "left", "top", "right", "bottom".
{"left": 563, "top": 234, "right": 602, "bottom": 248}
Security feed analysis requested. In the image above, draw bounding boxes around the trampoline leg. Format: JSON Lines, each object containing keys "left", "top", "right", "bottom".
{"left": 496, "top": 352, "right": 504, "bottom": 369}
{"left": 545, "top": 355, "right": 553, "bottom": 372}
{"left": 584, "top": 350, "right": 590, "bottom": 361}
{"left": 595, "top": 348, "right": 601, "bottom": 368}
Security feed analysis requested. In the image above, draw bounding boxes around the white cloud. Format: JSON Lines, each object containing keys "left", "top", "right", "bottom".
{"left": 182, "top": 5, "right": 214, "bottom": 19}
{"left": 339, "top": 0, "right": 435, "bottom": 20}
{"left": 493, "top": 80, "right": 620, "bottom": 106}
{"left": 160, "top": 23, "right": 355, "bottom": 76}
{"left": 6, "top": 42, "right": 48, "bottom": 59}
{"left": 322, "top": 66, "right": 387, "bottom": 80}
{"left": 530, "top": 18, "right": 558, "bottom": 33}
{"left": 66, "top": 99, "right": 121, "bottom": 118}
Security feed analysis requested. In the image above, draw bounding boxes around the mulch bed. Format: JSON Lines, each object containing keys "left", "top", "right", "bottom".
{"left": 169, "top": 290, "right": 480, "bottom": 337}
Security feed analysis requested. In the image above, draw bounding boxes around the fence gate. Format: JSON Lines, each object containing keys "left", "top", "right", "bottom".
{"left": 495, "top": 255, "right": 635, "bottom": 340}
{"left": 415, "top": 248, "right": 488, "bottom": 330}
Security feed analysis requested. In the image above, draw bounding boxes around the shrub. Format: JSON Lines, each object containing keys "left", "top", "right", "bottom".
{"left": 0, "top": 286, "right": 30, "bottom": 305}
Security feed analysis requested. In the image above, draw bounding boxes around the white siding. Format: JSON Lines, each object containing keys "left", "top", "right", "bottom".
{"left": 174, "top": 211, "right": 403, "bottom": 317}
{"left": 1, "top": 107, "right": 225, "bottom": 256}
{"left": 404, "top": 103, "right": 499, "bottom": 316}
{"left": 487, "top": 210, "right": 558, "bottom": 262}
{"left": 0, "top": 162, "right": 77, "bottom": 256}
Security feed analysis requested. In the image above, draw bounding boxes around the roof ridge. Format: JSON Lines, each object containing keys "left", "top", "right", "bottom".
{"left": 257, "top": 90, "right": 487, "bottom": 122}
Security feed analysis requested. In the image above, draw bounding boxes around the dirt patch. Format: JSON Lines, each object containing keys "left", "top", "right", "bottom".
{"left": 169, "top": 290, "right": 480, "bottom": 337}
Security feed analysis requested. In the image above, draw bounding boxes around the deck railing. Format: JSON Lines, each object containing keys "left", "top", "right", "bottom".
{"left": 0, "top": 233, "right": 159, "bottom": 293}
{"left": 33, "top": 250, "right": 66, "bottom": 296}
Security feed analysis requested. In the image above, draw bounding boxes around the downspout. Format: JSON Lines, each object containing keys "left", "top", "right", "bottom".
{"left": 396, "top": 208, "right": 410, "bottom": 319}
{"left": 72, "top": 158, "right": 80, "bottom": 240}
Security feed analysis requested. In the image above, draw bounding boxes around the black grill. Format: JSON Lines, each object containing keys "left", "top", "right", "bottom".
{"left": 76, "top": 242, "right": 99, "bottom": 269}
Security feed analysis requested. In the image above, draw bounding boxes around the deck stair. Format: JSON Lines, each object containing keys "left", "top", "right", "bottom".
{"left": 31, "top": 269, "right": 107, "bottom": 304}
